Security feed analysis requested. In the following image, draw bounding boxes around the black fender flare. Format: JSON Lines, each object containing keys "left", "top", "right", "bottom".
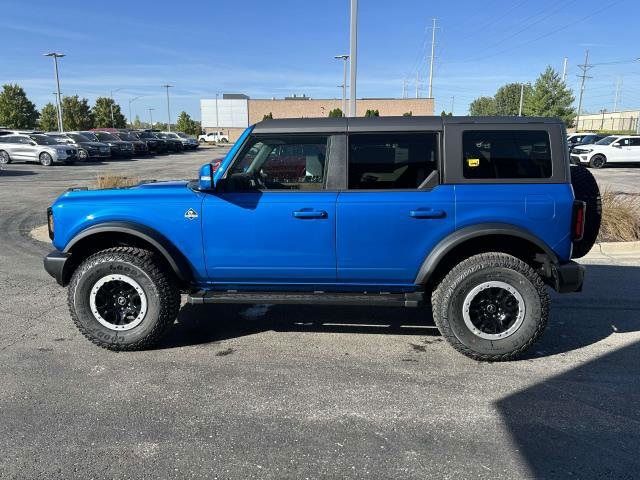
{"left": 414, "top": 223, "right": 559, "bottom": 284}
{"left": 64, "top": 221, "right": 193, "bottom": 283}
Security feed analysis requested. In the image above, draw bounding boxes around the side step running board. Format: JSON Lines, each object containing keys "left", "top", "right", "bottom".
{"left": 188, "top": 290, "right": 424, "bottom": 308}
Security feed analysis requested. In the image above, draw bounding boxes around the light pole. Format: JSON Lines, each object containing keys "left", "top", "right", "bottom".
{"left": 162, "top": 84, "right": 173, "bottom": 131}
{"left": 110, "top": 88, "right": 123, "bottom": 127}
{"left": 44, "top": 52, "right": 65, "bottom": 132}
{"left": 128, "top": 96, "right": 143, "bottom": 128}
{"left": 334, "top": 54, "right": 349, "bottom": 116}
{"left": 348, "top": 0, "right": 357, "bottom": 117}
{"left": 148, "top": 108, "right": 155, "bottom": 128}
{"left": 51, "top": 92, "right": 61, "bottom": 131}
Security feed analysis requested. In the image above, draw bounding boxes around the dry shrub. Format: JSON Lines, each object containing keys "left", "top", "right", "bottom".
{"left": 93, "top": 174, "right": 139, "bottom": 190}
{"left": 598, "top": 189, "right": 640, "bottom": 242}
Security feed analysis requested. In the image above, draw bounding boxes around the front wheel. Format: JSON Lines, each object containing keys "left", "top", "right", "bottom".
{"left": 589, "top": 154, "right": 606, "bottom": 169}
{"left": 39, "top": 152, "right": 53, "bottom": 166}
{"left": 431, "top": 252, "right": 549, "bottom": 361}
{"left": 68, "top": 247, "right": 180, "bottom": 350}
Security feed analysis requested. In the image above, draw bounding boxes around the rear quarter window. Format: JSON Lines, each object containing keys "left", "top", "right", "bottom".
{"left": 463, "top": 130, "right": 552, "bottom": 179}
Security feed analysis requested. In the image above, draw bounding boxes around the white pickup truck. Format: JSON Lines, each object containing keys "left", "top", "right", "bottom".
{"left": 198, "top": 131, "right": 229, "bottom": 143}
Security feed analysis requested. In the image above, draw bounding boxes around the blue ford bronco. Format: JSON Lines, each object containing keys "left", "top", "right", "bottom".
{"left": 44, "top": 116, "right": 601, "bottom": 361}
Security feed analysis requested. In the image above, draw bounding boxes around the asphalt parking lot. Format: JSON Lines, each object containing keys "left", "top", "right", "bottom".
{"left": 1, "top": 149, "right": 639, "bottom": 479}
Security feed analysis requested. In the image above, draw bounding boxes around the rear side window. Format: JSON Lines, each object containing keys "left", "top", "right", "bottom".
{"left": 348, "top": 133, "right": 437, "bottom": 189}
{"left": 463, "top": 130, "right": 552, "bottom": 179}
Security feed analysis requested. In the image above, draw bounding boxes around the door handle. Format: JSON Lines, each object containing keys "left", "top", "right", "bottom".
{"left": 409, "top": 208, "right": 446, "bottom": 219}
{"left": 293, "top": 210, "right": 327, "bottom": 219}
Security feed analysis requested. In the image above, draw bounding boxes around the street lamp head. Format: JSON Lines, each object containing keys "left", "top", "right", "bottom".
{"left": 44, "top": 52, "right": 65, "bottom": 58}
{"left": 334, "top": 54, "right": 349, "bottom": 60}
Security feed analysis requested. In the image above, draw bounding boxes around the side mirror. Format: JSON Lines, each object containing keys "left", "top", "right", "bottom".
{"left": 198, "top": 163, "right": 213, "bottom": 190}
{"left": 30, "top": 141, "right": 37, "bottom": 146}
{"left": 612, "top": 143, "right": 621, "bottom": 148}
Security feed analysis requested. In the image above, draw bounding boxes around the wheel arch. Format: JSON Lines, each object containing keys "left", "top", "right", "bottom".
{"left": 62, "top": 222, "right": 193, "bottom": 286}
{"left": 416, "top": 223, "right": 559, "bottom": 287}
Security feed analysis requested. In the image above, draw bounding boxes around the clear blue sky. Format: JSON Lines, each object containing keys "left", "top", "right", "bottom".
{"left": 1, "top": 0, "right": 639, "bottom": 121}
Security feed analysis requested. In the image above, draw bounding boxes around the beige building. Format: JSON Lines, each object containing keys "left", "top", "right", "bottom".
{"left": 201, "top": 94, "right": 434, "bottom": 141}
{"left": 576, "top": 109, "right": 640, "bottom": 132}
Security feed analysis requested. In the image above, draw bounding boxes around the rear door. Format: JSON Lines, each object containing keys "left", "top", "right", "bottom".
{"left": 336, "top": 131, "right": 455, "bottom": 285}
{"left": 201, "top": 133, "right": 339, "bottom": 284}
{"left": 628, "top": 137, "right": 640, "bottom": 163}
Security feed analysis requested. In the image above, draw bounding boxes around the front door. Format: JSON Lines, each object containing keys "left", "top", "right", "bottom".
{"left": 336, "top": 131, "right": 455, "bottom": 285}
{"left": 202, "top": 133, "right": 338, "bottom": 285}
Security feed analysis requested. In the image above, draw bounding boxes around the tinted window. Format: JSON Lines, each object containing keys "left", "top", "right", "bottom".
{"left": 94, "top": 132, "right": 119, "bottom": 142}
{"left": 348, "top": 133, "right": 437, "bottom": 189}
{"left": 463, "top": 130, "right": 552, "bottom": 179}
{"left": 629, "top": 138, "right": 640, "bottom": 146}
{"left": 229, "top": 135, "right": 329, "bottom": 191}
{"left": 0, "top": 136, "right": 17, "bottom": 143}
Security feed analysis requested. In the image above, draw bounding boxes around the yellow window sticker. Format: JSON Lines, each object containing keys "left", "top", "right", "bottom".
{"left": 467, "top": 158, "right": 480, "bottom": 167}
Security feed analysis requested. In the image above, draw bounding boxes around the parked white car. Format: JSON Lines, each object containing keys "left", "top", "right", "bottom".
{"left": 198, "top": 131, "right": 229, "bottom": 143}
{"left": 0, "top": 133, "right": 78, "bottom": 166}
{"left": 570, "top": 135, "right": 640, "bottom": 168}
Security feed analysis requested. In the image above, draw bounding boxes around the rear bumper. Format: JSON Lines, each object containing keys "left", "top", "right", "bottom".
{"left": 551, "top": 260, "right": 585, "bottom": 293}
{"left": 43, "top": 250, "right": 71, "bottom": 286}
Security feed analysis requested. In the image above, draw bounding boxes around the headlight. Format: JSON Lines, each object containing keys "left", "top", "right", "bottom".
{"left": 47, "top": 207, "right": 54, "bottom": 240}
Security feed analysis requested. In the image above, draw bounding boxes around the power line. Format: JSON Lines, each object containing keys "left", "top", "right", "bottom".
{"left": 575, "top": 49, "right": 594, "bottom": 132}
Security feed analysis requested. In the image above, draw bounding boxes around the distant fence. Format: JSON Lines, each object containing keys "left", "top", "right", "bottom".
{"left": 577, "top": 115, "right": 640, "bottom": 132}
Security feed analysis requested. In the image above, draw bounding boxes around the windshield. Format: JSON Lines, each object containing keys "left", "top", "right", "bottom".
{"left": 116, "top": 132, "right": 136, "bottom": 141}
{"left": 137, "top": 132, "right": 157, "bottom": 139}
{"left": 595, "top": 136, "right": 618, "bottom": 145}
{"left": 176, "top": 132, "right": 189, "bottom": 138}
{"left": 94, "top": 132, "right": 119, "bottom": 142}
{"left": 68, "top": 133, "right": 89, "bottom": 143}
{"left": 80, "top": 132, "right": 99, "bottom": 141}
{"left": 29, "top": 134, "right": 58, "bottom": 145}
{"left": 163, "top": 132, "right": 180, "bottom": 139}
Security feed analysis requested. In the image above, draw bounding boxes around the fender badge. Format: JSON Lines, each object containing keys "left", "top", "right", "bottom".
{"left": 184, "top": 208, "right": 198, "bottom": 220}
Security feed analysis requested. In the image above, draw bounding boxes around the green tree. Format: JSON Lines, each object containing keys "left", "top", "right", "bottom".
{"left": 0, "top": 84, "right": 38, "bottom": 128}
{"left": 328, "top": 108, "right": 343, "bottom": 118}
{"left": 402, "top": 111, "right": 413, "bottom": 117}
{"left": 92, "top": 97, "right": 127, "bottom": 128}
{"left": 153, "top": 122, "right": 168, "bottom": 131}
{"left": 61, "top": 95, "right": 94, "bottom": 131}
{"left": 263, "top": 112, "right": 273, "bottom": 120}
{"left": 469, "top": 96, "right": 497, "bottom": 116}
{"left": 364, "top": 109, "right": 379, "bottom": 117}
{"left": 494, "top": 83, "right": 531, "bottom": 115}
{"left": 39, "top": 103, "right": 59, "bottom": 131}
{"left": 440, "top": 110, "right": 452, "bottom": 116}
{"left": 175, "top": 111, "right": 201, "bottom": 135}
{"left": 524, "top": 66, "right": 575, "bottom": 125}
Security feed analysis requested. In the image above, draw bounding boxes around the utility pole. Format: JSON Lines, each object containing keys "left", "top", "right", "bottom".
{"left": 427, "top": 18, "right": 438, "bottom": 99}
{"left": 562, "top": 57, "right": 568, "bottom": 82}
{"left": 161, "top": 84, "right": 174, "bottom": 131}
{"left": 575, "top": 49, "right": 593, "bottom": 133}
{"left": 415, "top": 72, "right": 420, "bottom": 99}
{"left": 334, "top": 55, "right": 349, "bottom": 116}
{"left": 44, "top": 52, "right": 65, "bottom": 132}
{"left": 402, "top": 78, "right": 408, "bottom": 99}
{"left": 128, "top": 96, "right": 142, "bottom": 128}
{"left": 348, "top": 0, "right": 358, "bottom": 117}
{"left": 600, "top": 108, "right": 607, "bottom": 130}
{"left": 518, "top": 83, "right": 524, "bottom": 116}
{"left": 148, "top": 108, "right": 155, "bottom": 128}
{"left": 613, "top": 77, "right": 622, "bottom": 112}
{"left": 450, "top": 96, "right": 454, "bottom": 115}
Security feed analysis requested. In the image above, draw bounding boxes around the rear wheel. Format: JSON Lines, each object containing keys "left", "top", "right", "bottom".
{"left": 431, "top": 252, "right": 549, "bottom": 361}
{"left": 589, "top": 154, "right": 606, "bottom": 169}
{"left": 0, "top": 150, "right": 10, "bottom": 164}
{"left": 39, "top": 152, "right": 53, "bottom": 166}
{"left": 68, "top": 247, "right": 180, "bottom": 350}
{"left": 570, "top": 164, "right": 602, "bottom": 258}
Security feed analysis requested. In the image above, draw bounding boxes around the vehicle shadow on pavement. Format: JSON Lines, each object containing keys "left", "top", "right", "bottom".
{"left": 160, "top": 264, "right": 640, "bottom": 355}
{"left": 497, "top": 340, "right": 640, "bottom": 477}
{"left": 0, "top": 169, "right": 37, "bottom": 177}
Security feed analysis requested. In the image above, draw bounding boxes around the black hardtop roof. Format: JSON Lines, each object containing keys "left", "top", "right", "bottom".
{"left": 252, "top": 115, "right": 565, "bottom": 134}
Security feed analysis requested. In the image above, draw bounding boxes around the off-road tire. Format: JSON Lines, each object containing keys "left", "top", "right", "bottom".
{"left": 0, "top": 150, "right": 11, "bottom": 164}
{"left": 570, "top": 164, "right": 602, "bottom": 258}
{"left": 431, "top": 252, "right": 549, "bottom": 361}
{"left": 68, "top": 247, "right": 180, "bottom": 351}
{"left": 589, "top": 154, "right": 606, "bottom": 169}
{"left": 39, "top": 152, "right": 53, "bottom": 166}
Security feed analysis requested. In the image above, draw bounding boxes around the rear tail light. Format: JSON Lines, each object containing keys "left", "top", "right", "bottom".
{"left": 572, "top": 200, "right": 586, "bottom": 241}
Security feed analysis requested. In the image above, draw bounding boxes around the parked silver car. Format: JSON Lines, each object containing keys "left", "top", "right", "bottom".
{"left": 0, "top": 133, "right": 78, "bottom": 166}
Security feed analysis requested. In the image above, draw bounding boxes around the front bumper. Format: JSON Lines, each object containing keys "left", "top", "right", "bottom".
{"left": 44, "top": 250, "right": 71, "bottom": 286}
{"left": 551, "top": 260, "right": 585, "bottom": 293}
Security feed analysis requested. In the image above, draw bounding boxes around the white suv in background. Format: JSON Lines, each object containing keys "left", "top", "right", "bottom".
{"left": 0, "top": 133, "right": 78, "bottom": 166}
{"left": 571, "top": 135, "right": 640, "bottom": 168}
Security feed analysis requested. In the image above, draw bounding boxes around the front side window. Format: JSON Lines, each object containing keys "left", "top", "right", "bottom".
{"left": 462, "top": 130, "right": 552, "bottom": 179}
{"left": 348, "top": 133, "right": 437, "bottom": 189}
{"left": 228, "top": 135, "right": 329, "bottom": 191}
